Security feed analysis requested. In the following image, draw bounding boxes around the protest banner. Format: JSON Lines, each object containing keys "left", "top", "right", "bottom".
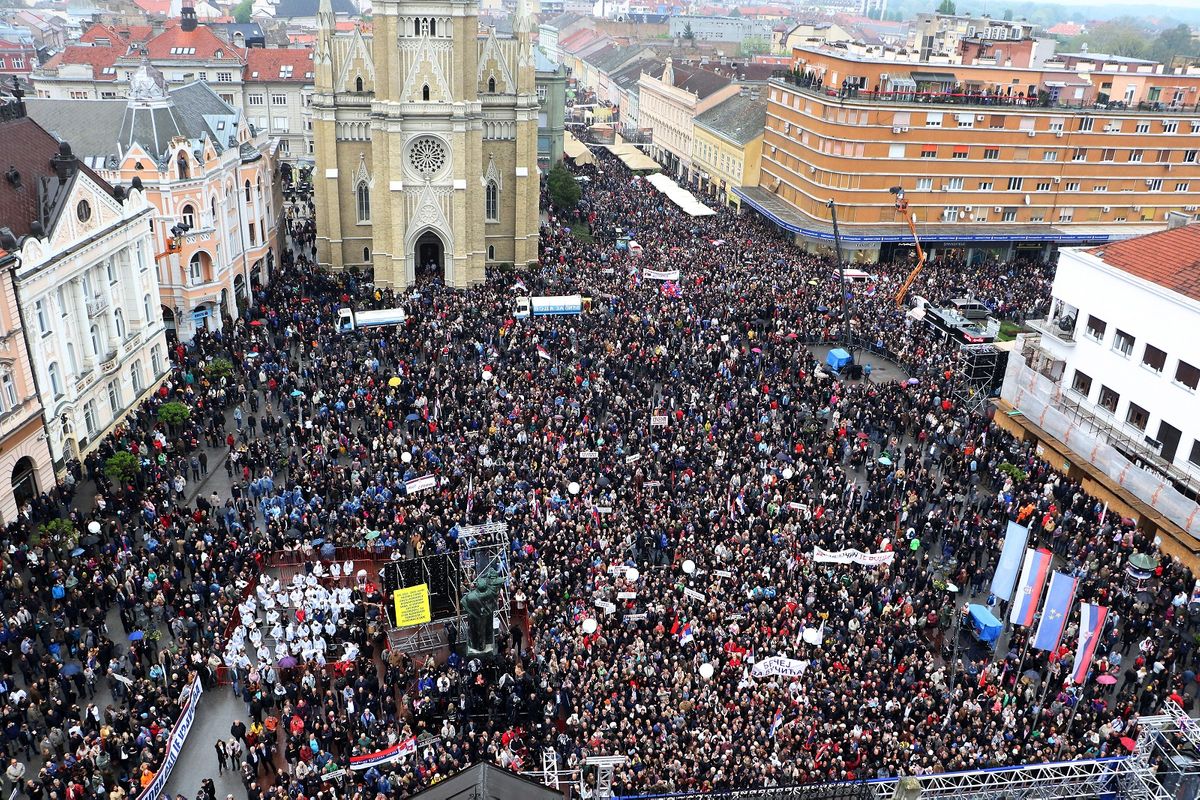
{"left": 135, "top": 676, "right": 204, "bottom": 800}
{"left": 405, "top": 475, "right": 437, "bottom": 495}
{"left": 349, "top": 738, "right": 417, "bottom": 770}
{"left": 392, "top": 584, "right": 432, "bottom": 627}
{"left": 812, "top": 547, "right": 895, "bottom": 567}
{"left": 751, "top": 656, "right": 810, "bottom": 679}
{"left": 650, "top": 415, "right": 669, "bottom": 427}
{"left": 643, "top": 268, "right": 681, "bottom": 281}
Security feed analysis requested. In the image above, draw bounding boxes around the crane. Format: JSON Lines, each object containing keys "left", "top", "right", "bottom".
{"left": 890, "top": 186, "right": 927, "bottom": 309}
{"left": 154, "top": 222, "right": 191, "bottom": 262}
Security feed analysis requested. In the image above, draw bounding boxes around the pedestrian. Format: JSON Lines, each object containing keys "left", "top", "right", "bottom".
{"left": 214, "top": 739, "right": 227, "bottom": 776}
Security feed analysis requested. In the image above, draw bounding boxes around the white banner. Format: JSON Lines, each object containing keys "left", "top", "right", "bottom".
{"left": 650, "top": 415, "right": 669, "bottom": 427}
{"left": 405, "top": 475, "right": 437, "bottom": 495}
{"left": 136, "top": 676, "right": 204, "bottom": 800}
{"left": 643, "top": 268, "right": 680, "bottom": 281}
{"left": 349, "top": 737, "right": 417, "bottom": 770}
{"left": 812, "top": 547, "right": 895, "bottom": 566}
{"left": 683, "top": 587, "right": 706, "bottom": 602}
{"left": 751, "top": 656, "right": 809, "bottom": 679}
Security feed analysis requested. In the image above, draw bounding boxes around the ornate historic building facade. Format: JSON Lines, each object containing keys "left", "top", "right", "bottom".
{"left": 311, "top": 0, "right": 540, "bottom": 288}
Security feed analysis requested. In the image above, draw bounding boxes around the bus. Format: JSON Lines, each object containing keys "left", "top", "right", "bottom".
{"left": 337, "top": 307, "right": 408, "bottom": 333}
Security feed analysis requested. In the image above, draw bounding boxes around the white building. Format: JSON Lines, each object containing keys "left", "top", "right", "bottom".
{"left": 9, "top": 138, "right": 169, "bottom": 465}
{"left": 1021, "top": 223, "right": 1200, "bottom": 492}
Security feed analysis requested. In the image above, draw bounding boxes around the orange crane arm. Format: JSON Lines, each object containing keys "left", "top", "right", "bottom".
{"left": 154, "top": 236, "right": 182, "bottom": 262}
{"left": 894, "top": 210, "right": 927, "bottom": 309}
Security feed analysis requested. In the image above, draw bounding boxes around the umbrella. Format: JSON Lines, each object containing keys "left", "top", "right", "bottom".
{"left": 70, "top": 547, "right": 85, "bottom": 557}
{"left": 277, "top": 656, "right": 298, "bottom": 668}
{"left": 878, "top": 456, "right": 893, "bottom": 466}
{"left": 249, "top": 319, "right": 264, "bottom": 326}
{"left": 1120, "top": 737, "right": 1137, "bottom": 752}
{"left": 751, "top": 347, "right": 762, "bottom": 353}
{"left": 311, "top": 537, "right": 325, "bottom": 546}
{"left": 291, "top": 389, "right": 303, "bottom": 397}
{"left": 128, "top": 631, "right": 144, "bottom": 641}
{"left": 807, "top": 279, "right": 819, "bottom": 286}
{"left": 365, "top": 530, "right": 381, "bottom": 541}
{"left": 61, "top": 663, "right": 82, "bottom": 677}
{"left": 1128, "top": 553, "right": 1159, "bottom": 571}
{"left": 405, "top": 413, "right": 420, "bottom": 421}
{"left": 1097, "top": 674, "right": 1117, "bottom": 685}
{"left": 907, "top": 378, "right": 920, "bottom": 386}
{"left": 1022, "top": 669, "right": 1040, "bottom": 682}
{"left": 856, "top": 432, "right": 869, "bottom": 439}
{"left": 82, "top": 535, "right": 100, "bottom": 546}
{"left": 388, "top": 377, "right": 402, "bottom": 387}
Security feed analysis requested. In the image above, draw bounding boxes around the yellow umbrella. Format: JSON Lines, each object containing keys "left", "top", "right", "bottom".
{"left": 388, "top": 377, "right": 402, "bottom": 387}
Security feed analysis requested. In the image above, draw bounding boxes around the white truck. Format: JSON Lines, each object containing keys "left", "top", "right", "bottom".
{"left": 337, "top": 307, "right": 408, "bottom": 333}
{"left": 513, "top": 295, "right": 590, "bottom": 319}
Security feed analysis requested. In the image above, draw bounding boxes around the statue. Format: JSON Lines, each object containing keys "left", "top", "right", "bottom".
{"left": 462, "top": 569, "right": 507, "bottom": 653}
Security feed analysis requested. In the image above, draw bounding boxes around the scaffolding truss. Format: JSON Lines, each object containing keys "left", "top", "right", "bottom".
{"left": 457, "top": 522, "right": 513, "bottom": 635}
{"left": 585, "top": 756, "right": 628, "bottom": 800}
{"left": 953, "top": 343, "right": 1002, "bottom": 415}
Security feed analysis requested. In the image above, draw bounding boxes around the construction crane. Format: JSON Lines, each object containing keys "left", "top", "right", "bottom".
{"left": 154, "top": 222, "right": 191, "bottom": 262}
{"left": 890, "top": 186, "right": 927, "bottom": 309}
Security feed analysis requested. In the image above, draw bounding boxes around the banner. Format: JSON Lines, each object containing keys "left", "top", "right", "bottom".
{"left": 990, "top": 521, "right": 1030, "bottom": 602}
{"left": 751, "top": 656, "right": 809, "bottom": 679}
{"left": 811, "top": 547, "right": 894, "bottom": 566}
{"left": 643, "top": 268, "right": 680, "bottom": 281}
{"left": 404, "top": 475, "right": 437, "bottom": 495}
{"left": 1032, "top": 571, "right": 1078, "bottom": 651}
{"left": 349, "top": 737, "right": 417, "bottom": 770}
{"left": 1009, "top": 547, "right": 1053, "bottom": 626}
{"left": 392, "top": 584, "right": 432, "bottom": 627}
{"left": 136, "top": 676, "right": 204, "bottom": 800}
{"left": 1073, "top": 603, "right": 1109, "bottom": 684}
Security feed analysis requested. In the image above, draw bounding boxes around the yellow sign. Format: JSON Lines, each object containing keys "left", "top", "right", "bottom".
{"left": 392, "top": 584, "right": 432, "bottom": 627}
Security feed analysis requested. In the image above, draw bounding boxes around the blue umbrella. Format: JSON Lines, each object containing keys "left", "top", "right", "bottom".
{"left": 291, "top": 389, "right": 303, "bottom": 397}
{"left": 70, "top": 547, "right": 85, "bottom": 557}
{"left": 128, "top": 631, "right": 144, "bottom": 641}
{"left": 405, "top": 413, "right": 420, "bottom": 421}
{"left": 61, "top": 663, "right": 82, "bottom": 677}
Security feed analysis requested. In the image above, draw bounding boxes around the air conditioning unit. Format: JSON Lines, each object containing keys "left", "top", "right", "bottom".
{"left": 993, "top": 206, "right": 1002, "bottom": 212}
{"left": 1102, "top": 206, "right": 1111, "bottom": 213}
{"left": 1146, "top": 179, "right": 1155, "bottom": 186}
{"left": 976, "top": 114, "right": 985, "bottom": 121}
{"left": 770, "top": 145, "right": 776, "bottom": 154}
{"left": 1185, "top": 205, "right": 1199, "bottom": 212}
{"left": 1133, "top": 206, "right": 1142, "bottom": 212}
{"left": 1027, "top": 130, "right": 1036, "bottom": 137}
{"left": 964, "top": 206, "right": 973, "bottom": 212}
{"left": 892, "top": 127, "right": 902, "bottom": 134}
{"left": 1055, "top": 131, "right": 1064, "bottom": 138}
{"left": 899, "top": 126, "right": 909, "bottom": 132}
{"left": 1053, "top": 177, "right": 1060, "bottom": 184}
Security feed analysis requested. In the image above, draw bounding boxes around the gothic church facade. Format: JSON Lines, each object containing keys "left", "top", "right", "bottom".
{"left": 312, "top": 0, "right": 539, "bottom": 287}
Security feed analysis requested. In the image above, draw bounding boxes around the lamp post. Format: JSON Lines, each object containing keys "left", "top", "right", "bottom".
{"left": 944, "top": 582, "right": 963, "bottom": 725}
{"left": 826, "top": 199, "right": 851, "bottom": 355}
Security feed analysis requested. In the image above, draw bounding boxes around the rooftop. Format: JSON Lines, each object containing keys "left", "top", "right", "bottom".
{"left": 246, "top": 47, "right": 314, "bottom": 82}
{"left": 135, "top": 22, "right": 246, "bottom": 63}
{"left": 1086, "top": 225, "right": 1200, "bottom": 303}
{"left": 695, "top": 92, "right": 767, "bottom": 145}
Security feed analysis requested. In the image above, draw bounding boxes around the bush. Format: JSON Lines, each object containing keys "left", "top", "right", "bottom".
{"left": 104, "top": 451, "right": 141, "bottom": 484}
{"left": 205, "top": 357, "right": 235, "bottom": 382}
{"left": 546, "top": 163, "right": 581, "bottom": 210}
{"left": 157, "top": 401, "right": 191, "bottom": 427}
{"left": 997, "top": 461, "right": 1028, "bottom": 484}
{"left": 38, "top": 518, "right": 78, "bottom": 551}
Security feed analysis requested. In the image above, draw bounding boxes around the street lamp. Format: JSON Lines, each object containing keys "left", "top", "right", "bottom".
{"left": 826, "top": 199, "right": 851, "bottom": 355}
{"left": 945, "top": 581, "right": 964, "bottom": 720}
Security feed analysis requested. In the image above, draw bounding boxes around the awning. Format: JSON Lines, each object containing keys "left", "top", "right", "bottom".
{"left": 910, "top": 71, "right": 957, "bottom": 84}
{"left": 609, "top": 143, "right": 660, "bottom": 172}
{"left": 563, "top": 130, "right": 595, "bottom": 165}
{"left": 885, "top": 76, "right": 916, "bottom": 90}
{"left": 953, "top": 145, "right": 969, "bottom": 154}
{"left": 644, "top": 172, "right": 716, "bottom": 217}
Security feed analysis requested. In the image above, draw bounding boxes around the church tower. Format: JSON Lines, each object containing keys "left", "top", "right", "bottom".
{"left": 312, "top": 0, "right": 540, "bottom": 288}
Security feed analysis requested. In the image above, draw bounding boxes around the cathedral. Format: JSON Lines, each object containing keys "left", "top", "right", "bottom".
{"left": 312, "top": 0, "right": 540, "bottom": 288}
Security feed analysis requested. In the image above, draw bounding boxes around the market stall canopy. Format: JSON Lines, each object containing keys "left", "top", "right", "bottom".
{"left": 563, "top": 130, "right": 595, "bottom": 165}
{"left": 644, "top": 171, "right": 716, "bottom": 217}
{"left": 609, "top": 143, "right": 661, "bottom": 172}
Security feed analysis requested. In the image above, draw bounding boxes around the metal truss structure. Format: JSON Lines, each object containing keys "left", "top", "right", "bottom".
{"left": 953, "top": 342, "right": 1002, "bottom": 416}
{"left": 585, "top": 756, "right": 628, "bottom": 800}
{"left": 457, "top": 521, "right": 513, "bottom": 634}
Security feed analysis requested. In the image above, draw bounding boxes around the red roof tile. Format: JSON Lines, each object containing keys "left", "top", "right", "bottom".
{"left": 246, "top": 47, "right": 315, "bottom": 82}
{"left": 133, "top": 0, "right": 172, "bottom": 14}
{"left": 139, "top": 23, "right": 245, "bottom": 63}
{"left": 47, "top": 41, "right": 126, "bottom": 80}
{"left": 1086, "top": 225, "right": 1200, "bottom": 302}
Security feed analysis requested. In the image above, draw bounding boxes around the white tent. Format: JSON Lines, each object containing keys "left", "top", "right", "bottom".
{"left": 645, "top": 172, "right": 716, "bottom": 217}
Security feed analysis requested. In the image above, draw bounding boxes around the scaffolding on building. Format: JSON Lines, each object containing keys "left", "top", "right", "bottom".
{"left": 954, "top": 342, "right": 1002, "bottom": 415}
{"left": 457, "top": 521, "right": 514, "bottom": 634}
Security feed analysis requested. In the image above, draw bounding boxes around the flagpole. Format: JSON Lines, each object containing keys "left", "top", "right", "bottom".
{"left": 1057, "top": 678, "right": 1091, "bottom": 758}
{"left": 1012, "top": 628, "right": 1033, "bottom": 693}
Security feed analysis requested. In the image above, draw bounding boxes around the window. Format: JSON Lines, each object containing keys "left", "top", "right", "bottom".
{"left": 244, "top": 180, "right": 252, "bottom": 202}
{"left": 181, "top": 203, "right": 195, "bottom": 229}
{"left": 1135, "top": 121, "right": 1150, "bottom": 134}
{"left": 107, "top": 379, "right": 122, "bottom": 415}
{"left": 1163, "top": 120, "right": 1178, "bottom": 133}
{"left": 1093, "top": 184, "right": 1108, "bottom": 192}
{"left": 1043, "top": 150, "right": 1059, "bottom": 162}
{"left": 979, "top": 181, "right": 993, "bottom": 191}
{"left": 355, "top": 76, "right": 364, "bottom": 92}
{"left": 144, "top": 293, "right": 153, "bottom": 323}
{"left": 956, "top": 113, "right": 973, "bottom": 128}
{"left": 1126, "top": 402, "right": 1149, "bottom": 431}
{"left": 55, "top": 288, "right": 67, "bottom": 317}
{"left": 1148, "top": 179, "right": 1163, "bottom": 192}
{"left": 83, "top": 400, "right": 97, "bottom": 435}
{"left": 1002, "top": 208, "right": 1017, "bottom": 222}
{"left": 132, "top": 360, "right": 144, "bottom": 394}
{"left": 363, "top": 247, "right": 371, "bottom": 262}
{"left": 1191, "top": 440, "right": 1200, "bottom": 467}
{"left": 1129, "top": 149, "right": 1143, "bottom": 163}
{"left": 216, "top": 72, "right": 232, "bottom": 82}
{"left": 1112, "top": 329, "right": 1134, "bottom": 356}
{"left": 1101, "top": 148, "right": 1116, "bottom": 162}
{"left": 1098, "top": 385, "right": 1119, "bottom": 413}
{"left": 1058, "top": 208, "right": 1074, "bottom": 222}
{"left": 356, "top": 181, "right": 370, "bottom": 223}
{"left": 1007, "top": 177, "right": 1023, "bottom": 191}
{"left": 943, "top": 207, "right": 960, "bottom": 222}
{"left": 48, "top": 363, "right": 62, "bottom": 398}
{"left": 219, "top": 93, "right": 235, "bottom": 105}
{"left": 1013, "top": 147, "right": 1031, "bottom": 161}
{"left": 951, "top": 145, "right": 968, "bottom": 159}
{"left": 487, "top": 76, "right": 496, "bottom": 93}
{"left": 983, "top": 148, "right": 1000, "bottom": 160}
{"left": 925, "top": 112, "right": 943, "bottom": 128}
{"left": 422, "top": 85, "right": 430, "bottom": 101}
{"left": 114, "top": 309, "right": 126, "bottom": 340}
{"left": 1176, "top": 183, "right": 1190, "bottom": 192}
{"left": 1142, "top": 344, "right": 1167, "bottom": 372}
{"left": 1036, "top": 182, "right": 1051, "bottom": 192}
{"left": 1049, "top": 118, "right": 1065, "bottom": 132}
{"left": 1066, "top": 182, "right": 1080, "bottom": 192}
{"left": 152, "top": 345, "right": 164, "bottom": 376}
{"left": 1071, "top": 369, "right": 1092, "bottom": 397}
{"left": 248, "top": 94, "right": 265, "bottom": 106}
{"left": 272, "top": 117, "right": 289, "bottom": 132}
{"left": 485, "top": 180, "right": 499, "bottom": 221}
{"left": 989, "top": 114, "right": 1005, "bottom": 129}
{"left": 947, "top": 177, "right": 964, "bottom": 191}
{"left": 916, "top": 177, "right": 933, "bottom": 191}
{"left": 1176, "top": 360, "right": 1199, "bottom": 391}
{"left": 1185, "top": 150, "right": 1198, "bottom": 164}
{"left": 1072, "top": 147, "right": 1088, "bottom": 162}
{"left": 1085, "top": 315, "right": 1107, "bottom": 341}
{"left": 919, "top": 145, "right": 937, "bottom": 158}
{"left": 1018, "top": 117, "right": 1035, "bottom": 132}
{"left": 271, "top": 93, "right": 287, "bottom": 106}
{"left": 249, "top": 223, "right": 257, "bottom": 246}
{"left": 0, "top": 372, "right": 15, "bottom": 411}
{"left": 888, "top": 143, "right": 905, "bottom": 158}
{"left": 89, "top": 324, "right": 101, "bottom": 357}
{"left": 487, "top": 245, "right": 495, "bottom": 260}
{"left": 35, "top": 300, "right": 48, "bottom": 335}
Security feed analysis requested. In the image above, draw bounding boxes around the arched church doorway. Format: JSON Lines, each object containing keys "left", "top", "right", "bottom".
{"left": 11, "top": 456, "right": 37, "bottom": 510}
{"left": 415, "top": 230, "right": 445, "bottom": 283}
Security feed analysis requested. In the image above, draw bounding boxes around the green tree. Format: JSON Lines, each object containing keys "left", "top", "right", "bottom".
{"left": 1150, "top": 24, "right": 1198, "bottom": 66}
{"left": 157, "top": 401, "right": 191, "bottom": 428}
{"left": 104, "top": 451, "right": 141, "bottom": 484}
{"left": 1066, "top": 17, "right": 1151, "bottom": 59}
{"left": 739, "top": 35, "right": 771, "bottom": 56}
{"left": 205, "top": 356, "right": 235, "bottom": 382}
{"left": 38, "top": 518, "right": 78, "bottom": 551}
{"left": 682, "top": 22, "right": 695, "bottom": 42}
{"left": 546, "top": 163, "right": 581, "bottom": 210}
{"left": 233, "top": 0, "right": 253, "bottom": 23}
{"left": 935, "top": 0, "right": 956, "bottom": 14}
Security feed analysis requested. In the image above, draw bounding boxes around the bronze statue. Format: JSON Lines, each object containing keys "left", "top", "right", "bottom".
{"left": 462, "top": 569, "right": 507, "bottom": 653}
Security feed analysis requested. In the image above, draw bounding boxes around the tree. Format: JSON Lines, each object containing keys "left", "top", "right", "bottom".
{"left": 739, "top": 35, "right": 771, "bottom": 57}
{"left": 935, "top": 0, "right": 955, "bottom": 14}
{"left": 682, "top": 22, "right": 695, "bottom": 42}
{"left": 104, "top": 451, "right": 141, "bottom": 485}
{"left": 1066, "top": 17, "right": 1151, "bottom": 59}
{"left": 37, "top": 518, "right": 78, "bottom": 552}
{"left": 546, "top": 163, "right": 581, "bottom": 210}
{"left": 205, "top": 356, "right": 235, "bottom": 382}
{"left": 157, "top": 400, "right": 191, "bottom": 428}
{"left": 1150, "top": 24, "right": 1198, "bottom": 66}
{"left": 233, "top": 0, "right": 253, "bottom": 23}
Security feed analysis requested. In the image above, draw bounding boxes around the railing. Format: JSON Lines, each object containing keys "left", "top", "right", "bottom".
{"left": 85, "top": 295, "right": 109, "bottom": 316}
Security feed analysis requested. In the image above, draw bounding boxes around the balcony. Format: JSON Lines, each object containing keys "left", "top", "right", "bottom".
{"left": 100, "top": 351, "right": 119, "bottom": 375}
{"left": 86, "top": 295, "right": 109, "bottom": 317}
{"left": 1027, "top": 316, "right": 1077, "bottom": 347}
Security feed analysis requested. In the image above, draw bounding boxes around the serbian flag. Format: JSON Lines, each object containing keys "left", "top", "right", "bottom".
{"left": 678, "top": 622, "right": 694, "bottom": 646}
{"left": 769, "top": 708, "right": 784, "bottom": 738}
{"left": 1072, "top": 603, "right": 1109, "bottom": 684}
{"left": 661, "top": 280, "right": 682, "bottom": 299}
{"left": 1009, "top": 548, "right": 1053, "bottom": 626}
{"left": 1032, "top": 571, "right": 1078, "bottom": 651}
{"left": 512, "top": 278, "right": 527, "bottom": 293}
{"left": 536, "top": 344, "right": 551, "bottom": 361}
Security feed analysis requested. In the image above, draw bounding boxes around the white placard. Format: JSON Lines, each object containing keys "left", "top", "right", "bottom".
{"left": 625, "top": 454, "right": 642, "bottom": 464}
{"left": 683, "top": 587, "right": 706, "bottom": 602}
{"left": 650, "top": 415, "right": 668, "bottom": 427}
{"left": 812, "top": 547, "right": 894, "bottom": 566}
{"left": 581, "top": 450, "right": 599, "bottom": 459}
{"left": 405, "top": 475, "right": 437, "bottom": 495}
{"left": 643, "top": 268, "right": 680, "bottom": 281}
{"left": 617, "top": 591, "right": 637, "bottom": 600}
{"left": 714, "top": 569, "right": 733, "bottom": 578}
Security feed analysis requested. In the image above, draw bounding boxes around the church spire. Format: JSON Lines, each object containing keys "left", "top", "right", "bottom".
{"left": 315, "top": 0, "right": 334, "bottom": 64}
{"left": 513, "top": 0, "right": 535, "bottom": 38}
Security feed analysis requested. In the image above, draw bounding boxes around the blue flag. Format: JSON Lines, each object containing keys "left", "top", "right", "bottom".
{"left": 1032, "top": 571, "right": 1078, "bottom": 652}
{"left": 990, "top": 521, "right": 1029, "bottom": 603}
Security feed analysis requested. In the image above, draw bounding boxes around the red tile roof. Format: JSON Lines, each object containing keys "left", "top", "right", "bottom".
{"left": 246, "top": 47, "right": 315, "bottom": 82}
{"left": 139, "top": 23, "right": 245, "bottom": 63}
{"left": 43, "top": 40, "right": 126, "bottom": 80}
{"left": 133, "top": 0, "right": 172, "bottom": 15}
{"left": 1087, "top": 225, "right": 1200, "bottom": 302}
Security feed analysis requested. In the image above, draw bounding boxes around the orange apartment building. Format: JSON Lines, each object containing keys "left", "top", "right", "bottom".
{"left": 736, "top": 46, "right": 1200, "bottom": 263}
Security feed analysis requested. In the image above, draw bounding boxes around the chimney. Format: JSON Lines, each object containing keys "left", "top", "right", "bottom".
{"left": 51, "top": 141, "right": 77, "bottom": 182}
{"left": 181, "top": 4, "right": 198, "bottom": 32}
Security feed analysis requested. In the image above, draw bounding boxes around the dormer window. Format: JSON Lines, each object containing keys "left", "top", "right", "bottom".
{"left": 215, "top": 49, "right": 223, "bottom": 58}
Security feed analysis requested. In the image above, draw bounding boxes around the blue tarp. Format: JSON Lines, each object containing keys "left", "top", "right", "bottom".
{"left": 968, "top": 604, "right": 1003, "bottom": 644}
{"left": 826, "top": 348, "right": 852, "bottom": 372}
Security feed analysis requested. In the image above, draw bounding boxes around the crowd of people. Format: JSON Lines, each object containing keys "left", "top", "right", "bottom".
{"left": 0, "top": 150, "right": 1195, "bottom": 800}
